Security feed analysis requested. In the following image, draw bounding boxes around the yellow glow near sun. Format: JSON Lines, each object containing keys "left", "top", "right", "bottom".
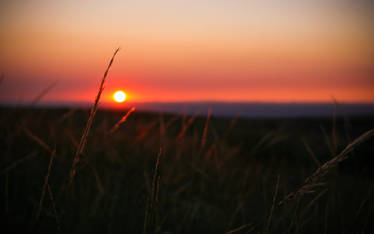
{"left": 113, "top": 90, "right": 127, "bottom": 103}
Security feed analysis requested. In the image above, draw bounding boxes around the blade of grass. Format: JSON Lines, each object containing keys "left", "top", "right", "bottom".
{"left": 36, "top": 149, "right": 56, "bottom": 221}
{"left": 264, "top": 175, "right": 280, "bottom": 234}
{"left": 57, "top": 108, "right": 77, "bottom": 123}
{"left": 177, "top": 108, "right": 201, "bottom": 139}
{"left": 143, "top": 148, "right": 162, "bottom": 234}
{"left": 47, "top": 183, "right": 62, "bottom": 233}
{"left": 31, "top": 81, "right": 58, "bottom": 106}
{"left": 24, "top": 128, "right": 53, "bottom": 153}
{"left": 201, "top": 106, "right": 212, "bottom": 148}
{"left": 68, "top": 47, "right": 120, "bottom": 185}
{"left": 279, "top": 128, "right": 374, "bottom": 206}
{"left": 300, "top": 188, "right": 328, "bottom": 218}
{"left": 1, "top": 151, "right": 39, "bottom": 175}
{"left": 225, "top": 223, "right": 253, "bottom": 234}
{"left": 302, "top": 138, "right": 321, "bottom": 167}
{"left": 107, "top": 107, "right": 135, "bottom": 134}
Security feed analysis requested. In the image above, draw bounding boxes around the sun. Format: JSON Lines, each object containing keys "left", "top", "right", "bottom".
{"left": 113, "top": 90, "right": 127, "bottom": 103}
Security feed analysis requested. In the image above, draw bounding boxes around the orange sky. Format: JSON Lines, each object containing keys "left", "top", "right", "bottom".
{"left": 0, "top": 0, "right": 373, "bottom": 104}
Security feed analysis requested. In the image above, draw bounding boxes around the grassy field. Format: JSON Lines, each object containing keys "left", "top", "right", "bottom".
{"left": 1, "top": 107, "right": 374, "bottom": 233}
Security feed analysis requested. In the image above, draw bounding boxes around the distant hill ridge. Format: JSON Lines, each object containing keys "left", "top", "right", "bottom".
{"left": 2, "top": 101, "right": 374, "bottom": 117}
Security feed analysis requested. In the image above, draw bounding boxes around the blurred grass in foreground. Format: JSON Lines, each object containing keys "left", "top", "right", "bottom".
{"left": 1, "top": 107, "right": 374, "bottom": 233}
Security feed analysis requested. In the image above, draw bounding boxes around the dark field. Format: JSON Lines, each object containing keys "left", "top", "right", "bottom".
{"left": 1, "top": 107, "right": 374, "bottom": 233}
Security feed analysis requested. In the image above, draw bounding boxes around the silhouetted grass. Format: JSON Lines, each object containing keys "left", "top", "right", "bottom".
{"left": 1, "top": 106, "right": 374, "bottom": 233}
{"left": 68, "top": 48, "right": 120, "bottom": 185}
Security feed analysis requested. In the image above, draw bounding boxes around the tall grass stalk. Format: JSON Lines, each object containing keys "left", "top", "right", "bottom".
{"left": 107, "top": 106, "right": 135, "bottom": 134}
{"left": 225, "top": 223, "right": 253, "bottom": 234}
{"left": 1, "top": 151, "right": 38, "bottom": 175}
{"left": 48, "top": 183, "right": 62, "bottom": 232}
{"left": 36, "top": 149, "right": 56, "bottom": 221}
{"left": 264, "top": 175, "right": 280, "bottom": 234}
{"left": 201, "top": 106, "right": 211, "bottom": 148}
{"left": 31, "top": 81, "right": 58, "bottom": 106}
{"left": 143, "top": 148, "right": 162, "bottom": 234}
{"left": 279, "top": 128, "right": 374, "bottom": 206}
{"left": 68, "top": 48, "right": 120, "bottom": 185}
{"left": 24, "top": 128, "right": 53, "bottom": 153}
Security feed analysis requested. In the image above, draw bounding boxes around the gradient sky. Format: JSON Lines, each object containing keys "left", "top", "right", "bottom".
{"left": 1, "top": 0, "right": 373, "bottom": 104}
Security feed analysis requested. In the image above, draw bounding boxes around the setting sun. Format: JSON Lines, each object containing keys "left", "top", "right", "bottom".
{"left": 113, "top": 90, "right": 127, "bottom": 103}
